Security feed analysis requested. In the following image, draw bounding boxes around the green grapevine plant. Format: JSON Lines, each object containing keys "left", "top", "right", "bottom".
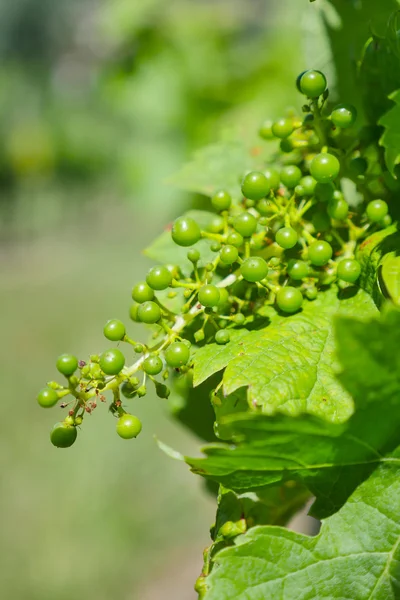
{"left": 36, "top": 4, "right": 400, "bottom": 597}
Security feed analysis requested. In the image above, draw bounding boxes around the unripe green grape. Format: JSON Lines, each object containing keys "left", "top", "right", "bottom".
{"left": 308, "top": 240, "right": 333, "bottom": 266}
{"left": 245, "top": 198, "right": 255, "bottom": 208}
{"left": 257, "top": 198, "right": 274, "bottom": 216}
{"left": 276, "top": 286, "right": 303, "bottom": 313}
{"left": 137, "top": 301, "right": 161, "bottom": 324}
{"left": 56, "top": 354, "right": 78, "bottom": 377}
{"left": 99, "top": 348, "right": 125, "bottom": 375}
{"left": 280, "top": 165, "right": 302, "bottom": 189}
{"left": 171, "top": 216, "right": 201, "bottom": 247}
{"left": 259, "top": 120, "right": 274, "bottom": 140}
{"left": 366, "top": 199, "right": 388, "bottom": 223}
{"left": 75, "top": 416, "right": 83, "bottom": 426}
{"left": 331, "top": 104, "right": 357, "bottom": 128}
{"left": 154, "top": 381, "right": 170, "bottom": 399}
{"left": 165, "top": 342, "right": 190, "bottom": 368}
{"left": 64, "top": 415, "right": 75, "bottom": 426}
{"left": 287, "top": 259, "right": 309, "bottom": 280}
{"left": 299, "top": 70, "right": 327, "bottom": 98}
{"left": 271, "top": 118, "right": 294, "bottom": 139}
{"left": 210, "top": 241, "right": 221, "bottom": 252}
{"left": 207, "top": 215, "right": 225, "bottom": 233}
{"left": 295, "top": 185, "right": 305, "bottom": 196}
{"left": 129, "top": 303, "right": 140, "bottom": 322}
{"left": 380, "top": 214, "right": 392, "bottom": 228}
{"left": 194, "top": 329, "right": 205, "bottom": 343}
{"left": 233, "top": 212, "right": 258, "bottom": 237}
{"left": 305, "top": 285, "right": 318, "bottom": 300}
{"left": 211, "top": 189, "right": 231, "bottom": 211}
{"left": 198, "top": 284, "right": 220, "bottom": 307}
{"left": 349, "top": 156, "right": 368, "bottom": 176}
{"left": 264, "top": 167, "right": 280, "bottom": 190}
{"left": 132, "top": 281, "right": 154, "bottom": 303}
{"left": 217, "top": 287, "right": 230, "bottom": 308}
{"left": 300, "top": 176, "right": 317, "bottom": 196}
{"left": 241, "top": 171, "right": 270, "bottom": 200}
{"left": 310, "top": 153, "right": 340, "bottom": 183}
{"left": 280, "top": 138, "right": 294, "bottom": 153}
{"left": 116, "top": 414, "right": 142, "bottom": 439}
{"left": 103, "top": 319, "right": 125, "bottom": 341}
{"left": 328, "top": 197, "right": 349, "bottom": 220}
{"left": 121, "top": 381, "right": 138, "bottom": 398}
{"left": 146, "top": 265, "right": 172, "bottom": 290}
{"left": 143, "top": 354, "right": 163, "bottom": 375}
{"left": 275, "top": 226, "right": 298, "bottom": 249}
{"left": 50, "top": 422, "right": 77, "bottom": 448}
{"left": 227, "top": 231, "right": 244, "bottom": 247}
{"left": 337, "top": 259, "right": 361, "bottom": 283}
{"left": 137, "top": 386, "right": 147, "bottom": 398}
{"left": 241, "top": 256, "right": 268, "bottom": 282}
{"left": 215, "top": 329, "right": 230, "bottom": 345}
{"left": 220, "top": 244, "right": 239, "bottom": 265}
{"left": 187, "top": 248, "right": 200, "bottom": 263}
{"left": 37, "top": 387, "right": 59, "bottom": 408}
{"left": 134, "top": 344, "right": 144, "bottom": 353}
{"left": 315, "top": 182, "right": 334, "bottom": 203}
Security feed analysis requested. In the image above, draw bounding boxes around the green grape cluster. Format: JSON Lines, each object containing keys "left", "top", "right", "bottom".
{"left": 36, "top": 69, "right": 394, "bottom": 448}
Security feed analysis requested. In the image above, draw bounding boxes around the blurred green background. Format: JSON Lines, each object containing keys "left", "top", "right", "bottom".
{"left": 0, "top": 1, "right": 328, "bottom": 598}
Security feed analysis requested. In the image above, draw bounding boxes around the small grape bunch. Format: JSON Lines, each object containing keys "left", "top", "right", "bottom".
{"left": 37, "top": 68, "right": 393, "bottom": 447}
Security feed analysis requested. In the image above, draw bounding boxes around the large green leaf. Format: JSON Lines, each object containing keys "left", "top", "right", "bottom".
{"left": 201, "top": 456, "right": 400, "bottom": 600}
{"left": 380, "top": 89, "right": 400, "bottom": 175}
{"left": 184, "top": 309, "right": 400, "bottom": 518}
{"left": 193, "top": 287, "right": 377, "bottom": 424}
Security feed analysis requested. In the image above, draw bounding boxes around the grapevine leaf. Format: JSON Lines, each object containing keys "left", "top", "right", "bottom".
{"left": 185, "top": 308, "right": 400, "bottom": 518}
{"left": 144, "top": 209, "right": 216, "bottom": 276}
{"left": 201, "top": 457, "right": 400, "bottom": 600}
{"left": 357, "top": 223, "right": 400, "bottom": 306}
{"left": 193, "top": 287, "right": 377, "bottom": 424}
{"left": 379, "top": 254, "right": 400, "bottom": 305}
{"left": 380, "top": 89, "right": 400, "bottom": 175}
{"left": 168, "top": 135, "right": 268, "bottom": 200}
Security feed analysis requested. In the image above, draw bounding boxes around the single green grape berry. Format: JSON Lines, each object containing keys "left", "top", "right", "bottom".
{"left": 37, "top": 387, "right": 59, "bottom": 408}
{"left": 305, "top": 285, "right": 318, "bottom": 300}
{"left": 331, "top": 103, "right": 357, "bottom": 128}
{"left": 227, "top": 231, "right": 244, "bottom": 247}
{"left": 99, "top": 348, "right": 125, "bottom": 375}
{"left": 271, "top": 118, "right": 294, "bottom": 139}
{"left": 137, "top": 386, "right": 147, "bottom": 398}
{"left": 264, "top": 167, "right": 280, "bottom": 190}
{"left": 64, "top": 415, "right": 75, "bottom": 426}
{"left": 220, "top": 244, "right": 239, "bottom": 265}
{"left": 337, "top": 259, "right": 361, "bottom": 283}
{"left": 314, "top": 182, "right": 334, "bottom": 203}
{"left": 146, "top": 265, "right": 172, "bottom": 290}
{"left": 210, "top": 241, "right": 221, "bottom": 252}
{"left": 217, "top": 287, "right": 230, "bottom": 307}
{"left": 129, "top": 303, "right": 140, "bottom": 322}
{"left": 310, "top": 153, "right": 340, "bottom": 183}
{"left": 312, "top": 210, "right": 331, "bottom": 232}
{"left": 103, "top": 319, "right": 125, "bottom": 341}
{"left": 50, "top": 422, "right": 77, "bottom": 448}
{"left": 241, "top": 256, "right": 268, "bottom": 282}
{"left": 275, "top": 227, "right": 298, "bottom": 249}
{"left": 75, "top": 416, "right": 83, "bottom": 426}
{"left": 187, "top": 248, "right": 200, "bottom": 263}
{"left": 215, "top": 329, "right": 230, "bottom": 345}
{"left": 116, "top": 414, "right": 142, "bottom": 440}
{"left": 380, "top": 214, "right": 392, "bottom": 228}
{"left": 198, "top": 284, "right": 220, "bottom": 307}
{"left": 171, "top": 216, "right": 201, "bottom": 247}
{"left": 300, "top": 176, "right": 317, "bottom": 196}
{"left": 241, "top": 172, "right": 270, "bottom": 200}
{"left": 276, "top": 287, "right": 303, "bottom": 313}
{"left": 233, "top": 212, "right": 258, "bottom": 237}
{"left": 287, "top": 259, "right": 309, "bottom": 280}
{"left": 280, "top": 165, "right": 302, "bottom": 189}
{"left": 296, "top": 70, "right": 307, "bottom": 92}
{"left": 295, "top": 184, "right": 305, "bottom": 196}
{"left": 259, "top": 119, "right": 274, "bottom": 140}
{"left": 299, "top": 70, "right": 327, "bottom": 98}
{"left": 234, "top": 313, "right": 245, "bottom": 325}
{"left": 308, "top": 240, "right": 333, "bottom": 266}
{"left": 194, "top": 329, "right": 205, "bottom": 343}
{"left": 121, "top": 381, "right": 138, "bottom": 398}
{"left": 143, "top": 354, "right": 163, "bottom": 375}
{"left": 165, "top": 342, "right": 190, "bottom": 368}
{"left": 137, "top": 301, "right": 161, "bottom": 324}
{"left": 56, "top": 354, "right": 78, "bottom": 377}
{"left": 257, "top": 198, "right": 274, "bottom": 216}
{"left": 280, "top": 138, "right": 294, "bottom": 153}
{"left": 131, "top": 281, "right": 154, "bottom": 303}
{"left": 366, "top": 199, "right": 388, "bottom": 223}
{"left": 349, "top": 156, "right": 368, "bottom": 176}
{"left": 207, "top": 215, "right": 224, "bottom": 233}
{"left": 328, "top": 197, "right": 349, "bottom": 220}
{"left": 245, "top": 198, "right": 255, "bottom": 208}
{"left": 212, "top": 190, "right": 231, "bottom": 211}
